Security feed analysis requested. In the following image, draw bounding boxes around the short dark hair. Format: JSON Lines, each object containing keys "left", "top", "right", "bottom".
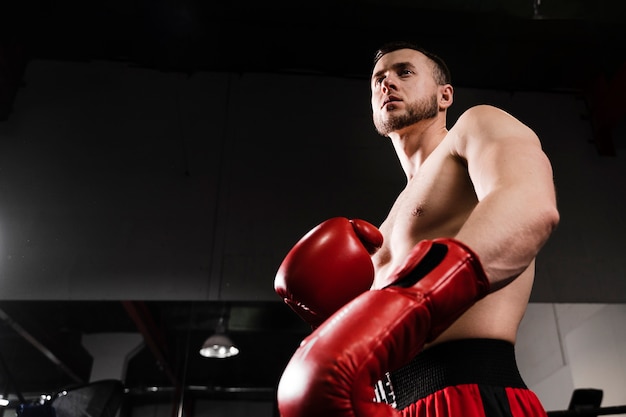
{"left": 373, "top": 41, "right": 452, "bottom": 85}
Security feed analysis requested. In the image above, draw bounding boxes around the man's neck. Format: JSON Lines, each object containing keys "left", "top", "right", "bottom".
{"left": 388, "top": 117, "right": 448, "bottom": 181}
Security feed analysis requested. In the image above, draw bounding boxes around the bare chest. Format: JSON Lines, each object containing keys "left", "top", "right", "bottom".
{"left": 371, "top": 152, "right": 477, "bottom": 285}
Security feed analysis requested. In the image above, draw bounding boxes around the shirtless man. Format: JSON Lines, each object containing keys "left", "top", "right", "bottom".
{"left": 274, "top": 41, "right": 559, "bottom": 417}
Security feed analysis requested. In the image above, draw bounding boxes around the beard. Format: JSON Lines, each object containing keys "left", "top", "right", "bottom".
{"left": 374, "top": 93, "right": 439, "bottom": 136}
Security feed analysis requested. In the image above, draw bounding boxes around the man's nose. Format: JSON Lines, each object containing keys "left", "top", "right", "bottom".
{"left": 381, "top": 76, "right": 395, "bottom": 92}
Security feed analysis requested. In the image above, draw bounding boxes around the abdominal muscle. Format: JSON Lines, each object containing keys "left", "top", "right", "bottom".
{"left": 371, "top": 247, "right": 534, "bottom": 347}
{"left": 430, "top": 263, "right": 534, "bottom": 346}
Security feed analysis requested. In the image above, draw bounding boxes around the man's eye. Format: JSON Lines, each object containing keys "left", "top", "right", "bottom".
{"left": 400, "top": 69, "right": 412, "bottom": 76}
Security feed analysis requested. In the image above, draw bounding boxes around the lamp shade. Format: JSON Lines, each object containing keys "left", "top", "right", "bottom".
{"left": 199, "top": 333, "right": 239, "bottom": 358}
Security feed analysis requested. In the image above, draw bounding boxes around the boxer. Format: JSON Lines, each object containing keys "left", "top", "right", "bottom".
{"left": 275, "top": 41, "right": 559, "bottom": 417}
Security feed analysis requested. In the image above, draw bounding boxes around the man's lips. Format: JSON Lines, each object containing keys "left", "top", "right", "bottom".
{"left": 382, "top": 96, "right": 401, "bottom": 108}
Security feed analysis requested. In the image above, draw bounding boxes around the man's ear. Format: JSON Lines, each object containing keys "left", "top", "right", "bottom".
{"left": 439, "top": 84, "right": 453, "bottom": 110}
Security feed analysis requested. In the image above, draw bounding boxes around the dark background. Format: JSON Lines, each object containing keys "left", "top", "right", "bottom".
{"left": 0, "top": 0, "right": 625, "bottom": 413}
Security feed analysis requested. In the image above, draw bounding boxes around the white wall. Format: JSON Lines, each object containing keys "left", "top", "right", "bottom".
{"left": 518, "top": 303, "right": 626, "bottom": 412}
{"left": 82, "top": 333, "right": 144, "bottom": 382}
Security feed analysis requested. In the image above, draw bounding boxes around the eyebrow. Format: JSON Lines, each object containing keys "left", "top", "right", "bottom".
{"left": 372, "top": 61, "right": 415, "bottom": 81}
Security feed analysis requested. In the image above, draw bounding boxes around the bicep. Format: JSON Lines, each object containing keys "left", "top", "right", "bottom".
{"left": 455, "top": 106, "right": 555, "bottom": 202}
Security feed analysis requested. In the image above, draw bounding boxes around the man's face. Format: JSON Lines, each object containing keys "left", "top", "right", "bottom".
{"left": 370, "top": 49, "right": 440, "bottom": 136}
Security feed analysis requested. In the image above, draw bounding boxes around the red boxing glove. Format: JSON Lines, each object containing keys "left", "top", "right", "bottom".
{"left": 277, "top": 238, "right": 490, "bottom": 417}
{"left": 274, "top": 217, "right": 383, "bottom": 329}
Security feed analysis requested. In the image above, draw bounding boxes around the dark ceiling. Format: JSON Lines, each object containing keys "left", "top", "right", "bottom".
{"left": 0, "top": 0, "right": 625, "bottom": 414}
{"left": 2, "top": 0, "right": 626, "bottom": 93}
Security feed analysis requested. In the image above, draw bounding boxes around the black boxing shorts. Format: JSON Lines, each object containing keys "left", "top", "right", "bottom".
{"left": 374, "top": 338, "right": 548, "bottom": 417}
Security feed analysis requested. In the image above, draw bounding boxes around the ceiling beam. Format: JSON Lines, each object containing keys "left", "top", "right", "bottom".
{"left": 121, "top": 301, "right": 179, "bottom": 387}
{"left": 0, "top": 307, "right": 92, "bottom": 384}
{"left": 121, "top": 301, "right": 190, "bottom": 417}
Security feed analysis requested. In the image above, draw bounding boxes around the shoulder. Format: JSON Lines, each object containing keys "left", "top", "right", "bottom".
{"left": 455, "top": 104, "right": 526, "bottom": 130}
{"left": 448, "top": 104, "right": 540, "bottom": 157}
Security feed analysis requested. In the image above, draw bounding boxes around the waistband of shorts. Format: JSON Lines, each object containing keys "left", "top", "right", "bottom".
{"left": 385, "top": 338, "right": 527, "bottom": 408}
